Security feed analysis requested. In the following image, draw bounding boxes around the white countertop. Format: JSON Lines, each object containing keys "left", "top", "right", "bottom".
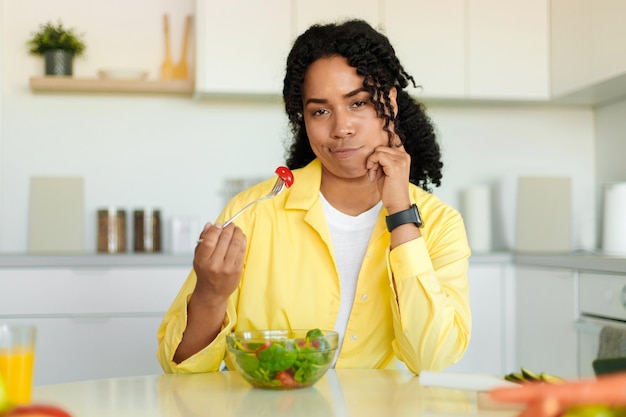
{"left": 0, "top": 252, "right": 511, "bottom": 268}
{"left": 515, "top": 251, "right": 626, "bottom": 274}
{"left": 32, "top": 370, "right": 520, "bottom": 417}
{"left": 0, "top": 253, "right": 193, "bottom": 268}
{"left": 3, "top": 251, "right": 625, "bottom": 274}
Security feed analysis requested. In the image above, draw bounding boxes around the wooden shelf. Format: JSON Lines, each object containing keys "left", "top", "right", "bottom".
{"left": 29, "top": 76, "right": 195, "bottom": 95}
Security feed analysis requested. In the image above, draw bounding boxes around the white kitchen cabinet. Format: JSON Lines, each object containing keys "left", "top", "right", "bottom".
{"left": 2, "top": 316, "right": 164, "bottom": 385}
{"left": 195, "top": 0, "right": 380, "bottom": 95}
{"left": 195, "top": 0, "right": 550, "bottom": 101}
{"left": 550, "top": 0, "right": 593, "bottom": 97}
{"left": 383, "top": 0, "right": 465, "bottom": 99}
{"left": 515, "top": 266, "right": 578, "bottom": 378}
{"left": 194, "top": 0, "right": 292, "bottom": 95}
{"left": 444, "top": 262, "right": 514, "bottom": 375}
{"left": 467, "top": 0, "right": 550, "bottom": 100}
{"left": 591, "top": 1, "right": 626, "bottom": 88}
{"left": 0, "top": 266, "right": 190, "bottom": 385}
{"left": 551, "top": 0, "right": 626, "bottom": 104}
{"left": 294, "top": 0, "right": 381, "bottom": 35}
{"left": 385, "top": 0, "right": 549, "bottom": 100}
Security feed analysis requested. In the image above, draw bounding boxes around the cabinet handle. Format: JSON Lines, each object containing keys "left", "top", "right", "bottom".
{"left": 621, "top": 285, "right": 626, "bottom": 309}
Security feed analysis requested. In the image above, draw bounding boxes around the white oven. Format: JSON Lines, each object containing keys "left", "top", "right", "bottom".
{"left": 576, "top": 271, "right": 626, "bottom": 377}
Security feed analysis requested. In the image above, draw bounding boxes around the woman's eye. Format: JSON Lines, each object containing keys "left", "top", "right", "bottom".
{"left": 312, "top": 108, "right": 328, "bottom": 116}
{"left": 352, "top": 100, "right": 367, "bottom": 108}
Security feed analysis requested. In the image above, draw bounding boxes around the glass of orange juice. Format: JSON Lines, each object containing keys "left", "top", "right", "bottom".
{"left": 0, "top": 325, "right": 36, "bottom": 405}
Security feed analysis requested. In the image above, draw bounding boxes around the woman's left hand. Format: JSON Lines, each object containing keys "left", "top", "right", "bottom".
{"left": 366, "top": 139, "right": 412, "bottom": 214}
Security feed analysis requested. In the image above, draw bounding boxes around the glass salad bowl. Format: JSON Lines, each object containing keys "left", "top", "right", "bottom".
{"left": 226, "top": 329, "right": 338, "bottom": 390}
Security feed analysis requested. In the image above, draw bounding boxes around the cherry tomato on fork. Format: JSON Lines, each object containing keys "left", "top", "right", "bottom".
{"left": 275, "top": 166, "right": 294, "bottom": 188}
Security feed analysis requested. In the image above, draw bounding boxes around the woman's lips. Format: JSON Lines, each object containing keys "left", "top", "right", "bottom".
{"left": 331, "top": 147, "right": 360, "bottom": 158}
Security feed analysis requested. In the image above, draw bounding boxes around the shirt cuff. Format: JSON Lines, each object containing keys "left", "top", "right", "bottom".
{"left": 388, "top": 237, "right": 434, "bottom": 283}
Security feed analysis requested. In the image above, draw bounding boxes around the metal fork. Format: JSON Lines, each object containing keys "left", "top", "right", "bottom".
{"left": 222, "top": 176, "right": 286, "bottom": 227}
{"left": 197, "top": 176, "right": 287, "bottom": 242}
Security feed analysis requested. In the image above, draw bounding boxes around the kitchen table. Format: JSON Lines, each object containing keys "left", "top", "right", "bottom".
{"left": 32, "top": 369, "right": 521, "bottom": 417}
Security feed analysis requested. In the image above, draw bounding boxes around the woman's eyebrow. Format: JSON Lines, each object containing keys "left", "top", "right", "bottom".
{"left": 304, "top": 88, "right": 368, "bottom": 105}
{"left": 344, "top": 87, "right": 368, "bottom": 98}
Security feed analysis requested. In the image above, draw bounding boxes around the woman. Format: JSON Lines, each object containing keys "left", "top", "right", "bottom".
{"left": 157, "top": 19, "right": 471, "bottom": 375}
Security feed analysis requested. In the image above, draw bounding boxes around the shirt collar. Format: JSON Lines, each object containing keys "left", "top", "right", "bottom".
{"left": 284, "top": 159, "right": 323, "bottom": 211}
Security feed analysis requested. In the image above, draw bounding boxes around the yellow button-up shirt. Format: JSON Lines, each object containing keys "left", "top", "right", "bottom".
{"left": 157, "top": 159, "right": 471, "bottom": 375}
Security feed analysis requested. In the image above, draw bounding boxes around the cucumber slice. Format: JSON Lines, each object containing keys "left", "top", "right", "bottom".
{"left": 521, "top": 367, "right": 541, "bottom": 381}
{"left": 540, "top": 372, "right": 565, "bottom": 383}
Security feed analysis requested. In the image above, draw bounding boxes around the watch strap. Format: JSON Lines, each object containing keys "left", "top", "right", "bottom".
{"left": 385, "top": 204, "right": 423, "bottom": 232}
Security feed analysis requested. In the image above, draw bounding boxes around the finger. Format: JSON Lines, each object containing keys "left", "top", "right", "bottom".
{"left": 368, "top": 163, "right": 379, "bottom": 182}
{"left": 367, "top": 149, "right": 404, "bottom": 178}
{"left": 195, "top": 224, "right": 223, "bottom": 257}
{"left": 196, "top": 222, "right": 212, "bottom": 242}
{"left": 209, "top": 223, "right": 237, "bottom": 263}
{"left": 223, "top": 227, "right": 247, "bottom": 271}
{"left": 369, "top": 143, "right": 407, "bottom": 163}
{"left": 197, "top": 222, "right": 224, "bottom": 243}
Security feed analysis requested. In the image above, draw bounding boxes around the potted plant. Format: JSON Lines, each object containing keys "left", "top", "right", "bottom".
{"left": 27, "top": 20, "right": 86, "bottom": 76}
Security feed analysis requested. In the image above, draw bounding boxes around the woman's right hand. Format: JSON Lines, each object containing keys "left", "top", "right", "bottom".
{"left": 193, "top": 222, "right": 247, "bottom": 302}
{"left": 173, "top": 223, "right": 246, "bottom": 363}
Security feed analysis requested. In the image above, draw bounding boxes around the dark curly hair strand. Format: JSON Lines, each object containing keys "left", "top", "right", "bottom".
{"left": 282, "top": 19, "right": 443, "bottom": 191}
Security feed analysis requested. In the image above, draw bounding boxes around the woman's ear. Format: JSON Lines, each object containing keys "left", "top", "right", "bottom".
{"left": 389, "top": 87, "right": 398, "bottom": 116}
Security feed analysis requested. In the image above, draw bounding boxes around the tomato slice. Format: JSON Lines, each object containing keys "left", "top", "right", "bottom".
{"left": 275, "top": 370, "right": 298, "bottom": 387}
{"left": 275, "top": 166, "right": 294, "bottom": 188}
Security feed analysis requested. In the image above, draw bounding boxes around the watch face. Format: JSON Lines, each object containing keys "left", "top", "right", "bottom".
{"left": 414, "top": 206, "right": 423, "bottom": 228}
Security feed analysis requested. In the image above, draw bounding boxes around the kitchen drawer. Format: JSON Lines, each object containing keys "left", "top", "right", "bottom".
{"left": 0, "top": 267, "right": 190, "bottom": 315}
{"left": 579, "top": 272, "right": 626, "bottom": 321}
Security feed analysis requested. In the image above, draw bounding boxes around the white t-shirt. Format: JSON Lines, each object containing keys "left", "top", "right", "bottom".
{"left": 320, "top": 193, "right": 382, "bottom": 364}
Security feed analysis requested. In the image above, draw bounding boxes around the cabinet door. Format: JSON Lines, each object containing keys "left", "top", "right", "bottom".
{"left": 550, "top": 0, "right": 593, "bottom": 96}
{"left": 0, "top": 267, "right": 190, "bottom": 315}
{"left": 4, "top": 316, "right": 165, "bottom": 385}
{"left": 384, "top": 0, "right": 465, "bottom": 99}
{"left": 551, "top": 0, "right": 626, "bottom": 104}
{"left": 195, "top": 0, "right": 292, "bottom": 95}
{"left": 591, "top": 0, "right": 626, "bottom": 84}
{"left": 468, "top": 0, "right": 550, "bottom": 100}
{"left": 294, "top": 0, "right": 380, "bottom": 35}
{"left": 445, "top": 263, "right": 509, "bottom": 374}
{"left": 0, "top": 265, "right": 190, "bottom": 384}
{"left": 515, "top": 266, "right": 577, "bottom": 378}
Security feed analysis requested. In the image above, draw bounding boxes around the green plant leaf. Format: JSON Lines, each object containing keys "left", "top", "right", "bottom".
{"left": 27, "top": 19, "right": 86, "bottom": 56}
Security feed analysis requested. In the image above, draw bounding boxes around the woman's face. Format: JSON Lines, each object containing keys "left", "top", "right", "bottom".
{"left": 302, "top": 56, "right": 396, "bottom": 181}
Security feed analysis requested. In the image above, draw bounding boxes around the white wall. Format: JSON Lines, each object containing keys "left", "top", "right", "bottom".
{"left": 0, "top": 0, "right": 286, "bottom": 253}
{"left": 594, "top": 98, "right": 626, "bottom": 246}
{"left": 428, "top": 103, "right": 595, "bottom": 251}
{"left": 595, "top": 99, "right": 626, "bottom": 184}
{"left": 0, "top": 0, "right": 597, "bottom": 253}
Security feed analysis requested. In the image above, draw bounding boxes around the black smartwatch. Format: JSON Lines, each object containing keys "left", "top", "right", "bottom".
{"left": 385, "top": 204, "right": 423, "bottom": 232}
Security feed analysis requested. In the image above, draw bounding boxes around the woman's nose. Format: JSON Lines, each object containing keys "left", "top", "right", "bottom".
{"left": 330, "top": 110, "right": 355, "bottom": 139}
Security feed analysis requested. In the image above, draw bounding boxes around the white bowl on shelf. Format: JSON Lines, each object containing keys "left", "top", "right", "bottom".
{"left": 97, "top": 69, "right": 149, "bottom": 80}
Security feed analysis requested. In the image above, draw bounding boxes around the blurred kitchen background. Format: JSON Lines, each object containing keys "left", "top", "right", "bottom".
{"left": 1, "top": 0, "right": 624, "bottom": 255}
{"left": 3, "top": 0, "right": 626, "bottom": 385}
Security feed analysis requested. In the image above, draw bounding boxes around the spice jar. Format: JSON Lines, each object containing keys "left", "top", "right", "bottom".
{"left": 133, "top": 208, "right": 161, "bottom": 252}
{"left": 97, "top": 208, "right": 126, "bottom": 253}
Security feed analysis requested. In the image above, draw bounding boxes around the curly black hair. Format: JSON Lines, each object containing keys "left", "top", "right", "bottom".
{"left": 282, "top": 19, "right": 443, "bottom": 191}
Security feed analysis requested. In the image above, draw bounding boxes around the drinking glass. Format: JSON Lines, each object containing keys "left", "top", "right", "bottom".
{"left": 0, "top": 324, "right": 36, "bottom": 405}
